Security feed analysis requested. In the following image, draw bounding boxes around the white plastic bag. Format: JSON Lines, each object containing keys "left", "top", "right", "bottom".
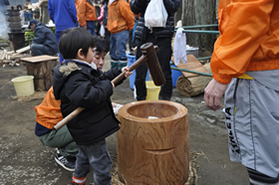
{"left": 99, "top": 24, "right": 105, "bottom": 37}
{"left": 144, "top": 0, "right": 168, "bottom": 29}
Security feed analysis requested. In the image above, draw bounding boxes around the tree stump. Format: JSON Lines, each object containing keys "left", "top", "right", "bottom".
{"left": 117, "top": 100, "right": 189, "bottom": 185}
{"left": 20, "top": 55, "right": 59, "bottom": 91}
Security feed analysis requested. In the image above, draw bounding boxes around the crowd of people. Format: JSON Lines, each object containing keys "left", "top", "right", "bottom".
{"left": 24, "top": 0, "right": 279, "bottom": 184}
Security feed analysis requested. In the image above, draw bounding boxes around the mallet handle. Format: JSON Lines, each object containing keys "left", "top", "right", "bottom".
{"left": 54, "top": 107, "right": 84, "bottom": 131}
{"left": 111, "top": 55, "right": 147, "bottom": 84}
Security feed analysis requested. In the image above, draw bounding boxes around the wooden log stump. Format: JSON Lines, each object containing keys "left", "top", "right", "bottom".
{"left": 20, "top": 55, "right": 59, "bottom": 91}
{"left": 117, "top": 100, "right": 189, "bottom": 185}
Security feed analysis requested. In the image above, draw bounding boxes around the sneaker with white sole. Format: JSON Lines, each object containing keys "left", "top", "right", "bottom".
{"left": 54, "top": 150, "right": 76, "bottom": 172}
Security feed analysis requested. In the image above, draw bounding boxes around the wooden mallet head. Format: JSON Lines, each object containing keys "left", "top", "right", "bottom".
{"left": 140, "top": 42, "right": 166, "bottom": 86}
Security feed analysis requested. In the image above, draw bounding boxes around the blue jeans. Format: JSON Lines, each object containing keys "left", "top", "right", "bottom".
{"left": 87, "top": 21, "right": 96, "bottom": 35}
{"left": 74, "top": 139, "right": 112, "bottom": 185}
{"left": 31, "top": 43, "right": 57, "bottom": 56}
{"left": 110, "top": 30, "right": 129, "bottom": 61}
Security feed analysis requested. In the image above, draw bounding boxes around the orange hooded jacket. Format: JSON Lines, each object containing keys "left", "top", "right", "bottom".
{"left": 77, "top": 0, "right": 97, "bottom": 27}
{"left": 211, "top": 0, "right": 279, "bottom": 84}
{"left": 107, "top": 0, "right": 135, "bottom": 34}
{"left": 35, "top": 86, "right": 63, "bottom": 129}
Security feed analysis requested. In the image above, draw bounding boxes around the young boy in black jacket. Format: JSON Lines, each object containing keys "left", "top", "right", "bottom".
{"left": 52, "top": 27, "right": 132, "bottom": 185}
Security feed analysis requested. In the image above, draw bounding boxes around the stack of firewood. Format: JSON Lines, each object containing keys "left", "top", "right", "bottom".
{"left": 0, "top": 45, "right": 31, "bottom": 67}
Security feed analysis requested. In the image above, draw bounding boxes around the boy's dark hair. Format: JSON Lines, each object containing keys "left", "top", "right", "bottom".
{"left": 59, "top": 27, "right": 95, "bottom": 59}
{"left": 93, "top": 36, "right": 110, "bottom": 55}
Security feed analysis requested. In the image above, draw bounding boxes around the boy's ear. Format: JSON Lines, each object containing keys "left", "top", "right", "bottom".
{"left": 76, "top": 48, "right": 85, "bottom": 60}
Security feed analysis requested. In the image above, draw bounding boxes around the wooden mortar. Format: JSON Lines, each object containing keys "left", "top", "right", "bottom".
{"left": 117, "top": 100, "right": 189, "bottom": 185}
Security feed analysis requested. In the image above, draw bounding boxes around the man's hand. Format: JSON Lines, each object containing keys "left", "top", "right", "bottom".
{"left": 204, "top": 79, "right": 228, "bottom": 110}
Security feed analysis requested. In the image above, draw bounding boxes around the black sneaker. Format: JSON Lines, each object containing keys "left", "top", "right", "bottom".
{"left": 54, "top": 150, "right": 75, "bottom": 172}
{"left": 70, "top": 181, "right": 84, "bottom": 185}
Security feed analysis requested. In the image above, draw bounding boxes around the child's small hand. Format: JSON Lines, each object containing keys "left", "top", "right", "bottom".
{"left": 121, "top": 67, "right": 133, "bottom": 78}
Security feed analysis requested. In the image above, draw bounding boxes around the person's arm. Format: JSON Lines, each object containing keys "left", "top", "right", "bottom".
{"left": 68, "top": 0, "right": 78, "bottom": 24}
{"left": 211, "top": 0, "right": 274, "bottom": 84}
{"left": 162, "top": 0, "right": 180, "bottom": 15}
{"left": 130, "top": 0, "right": 148, "bottom": 14}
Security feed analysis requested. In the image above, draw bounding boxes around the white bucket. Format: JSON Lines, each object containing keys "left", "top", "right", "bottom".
{"left": 11, "top": 75, "right": 35, "bottom": 97}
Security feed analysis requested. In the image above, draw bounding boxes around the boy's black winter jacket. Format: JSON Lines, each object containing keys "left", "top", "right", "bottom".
{"left": 130, "top": 0, "right": 180, "bottom": 40}
{"left": 53, "top": 60, "right": 124, "bottom": 145}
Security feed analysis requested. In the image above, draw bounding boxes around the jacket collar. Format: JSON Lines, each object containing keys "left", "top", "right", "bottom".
{"left": 64, "top": 59, "right": 97, "bottom": 70}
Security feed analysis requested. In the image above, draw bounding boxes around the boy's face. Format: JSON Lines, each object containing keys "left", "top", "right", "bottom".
{"left": 92, "top": 51, "right": 106, "bottom": 70}
{"left": 83, "top": 47, "right": 95, "bottom": 64}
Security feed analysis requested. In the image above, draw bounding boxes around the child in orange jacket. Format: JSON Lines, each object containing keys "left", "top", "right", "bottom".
{"left": 107, "top": 0, "right": 134, "bottom": 69}
{"left": 77, "top": 0, "right": 98, "bottom": 35}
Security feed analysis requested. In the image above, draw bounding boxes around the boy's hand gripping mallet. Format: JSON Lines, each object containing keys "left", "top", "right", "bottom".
{"left": 54, "top": 42, "right": 165, "bottom": 131}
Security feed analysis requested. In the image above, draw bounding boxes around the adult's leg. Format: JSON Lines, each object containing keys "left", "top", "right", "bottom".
{"left": 225, "top": 76, "right": 279, "bottom": 183}
{"left": 31, "top": 44, "right": 44, "bottom": 56}
{"left": 32, "top": 44, "right": 57, "bottom": 56}
{"left": 247, "top": 168, "right": 279, "bottom": 185}
{"left": 155, "top": 37, "right": 173, "bottom": 100}
{"left": 86, "top": 21, "right": 96, "bottom": 35}
{"left": 39, "top": 125, "right": 78, "bottom": 158}
{"left": 134, "top": 38, "right": 148, "bottom": 101}
{"left": 109, "top": 33, "right": 118, "bottom": 69}
{"left": 116, "top": 30, "right": 129, "bottom": 68}
{"left": 141, "top": 33, "right": 173, "bottom": 100}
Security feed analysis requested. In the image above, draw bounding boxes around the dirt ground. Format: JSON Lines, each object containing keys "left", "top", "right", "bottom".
{"left": 0, "top": 55, "right": 249, "bottom": 185}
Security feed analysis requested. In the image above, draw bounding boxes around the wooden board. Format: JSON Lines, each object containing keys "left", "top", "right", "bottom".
{"left": 15, "top": 45, "right": 31, "bottom": 54}
{"left": 172, "top": 54, "right": 210, "bottom": 78}
{"left": 20, "top": 55, "right": 59, "bottom": 63}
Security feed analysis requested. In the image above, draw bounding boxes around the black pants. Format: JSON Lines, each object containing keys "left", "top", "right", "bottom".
{"left": 247, "top": 168, "right": 279, "bottom": 184}
{"left": 135, "top": 32, "right": 172, "bottom": 101}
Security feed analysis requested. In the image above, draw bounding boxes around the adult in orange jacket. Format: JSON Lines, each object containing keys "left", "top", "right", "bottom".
{"left": 204, "top": 0, "right": 279, "bottom": 184}
{"left": 107, "top": 0, "right": 134, "bottom": 69}
{"left": 77, "top": 0, "right": 98, "bottom": 35}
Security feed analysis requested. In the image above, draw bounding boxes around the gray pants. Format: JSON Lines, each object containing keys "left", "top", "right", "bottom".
{"left": 39, "top": 125, "right": 78, "bottom": 158}
{"left": 74, "top": 139, "right": 112, "bottom": 185}
{"left": 224, "top": 70, "right": 279, "bottom": 178}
